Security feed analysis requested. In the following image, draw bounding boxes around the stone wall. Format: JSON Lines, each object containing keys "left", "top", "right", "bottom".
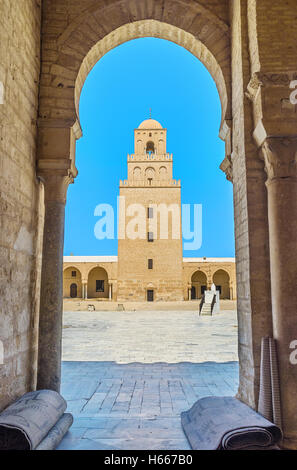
{"left": 62, "top": 258, "right": 236, "bottom": 302}
{"left": 0, "top": 0, "right": 42, "bottom": 411}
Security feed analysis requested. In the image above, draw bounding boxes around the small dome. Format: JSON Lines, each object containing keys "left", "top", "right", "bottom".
{"left": 138, "top": 119, "right": 163, "bottom": 129}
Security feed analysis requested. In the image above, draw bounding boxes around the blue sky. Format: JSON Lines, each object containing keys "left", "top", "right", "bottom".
{"left": 64, "top": 38, "right": 235, "bottom": 257}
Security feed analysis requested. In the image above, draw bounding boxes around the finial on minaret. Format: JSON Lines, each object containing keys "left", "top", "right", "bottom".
{"left": 149, "top": 108, "right": 152, "bottom": 119}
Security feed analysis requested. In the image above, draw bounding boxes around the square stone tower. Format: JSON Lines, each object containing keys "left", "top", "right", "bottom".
{"left": 117, "top": 118, "right": 184, "bottom": 301}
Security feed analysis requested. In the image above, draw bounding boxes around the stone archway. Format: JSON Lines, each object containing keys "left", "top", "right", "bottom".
{"left": 2, "top": 0, "right": 297, "bottom": 448}
{"left": 213, "top": 269, "right": 230, "bottom": 299}
{"left": 63, "top": 266, "right": 82, "bottom": 298}
{"left": 87, "top": 267, "right": 109, "bottom": 299}
{"left": 35, "top": 2, "right": 280, "bottom": 442}
{"left": 36, "top": 11, "right": 233, "bottom": 395}
{"left": 191, "top": 270, "right": 208, "bottom": 300}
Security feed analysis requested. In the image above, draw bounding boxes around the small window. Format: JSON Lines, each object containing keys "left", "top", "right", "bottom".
{"left": 147, "top": 207, "right": 153, "bottom": 218}
{"left": 72, "top": 271, "right": 76, "bottom": 277}
{"left": 146, "top": 141, "right": 155, "bottom": 153}
{"left": 148, "top": 259, "right": 153, "bottom": 269}
{"left": 148, "top": 232, "right": 154, "bottom": 242}
{"left": 147, "top": 290, "right": 154, "bottom": 302}
{"left": 96, "top": 280, "right": 104, "bottom": 292}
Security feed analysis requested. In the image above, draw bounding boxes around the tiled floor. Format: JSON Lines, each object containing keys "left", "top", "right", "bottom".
{"left": 58, "top": 309, "right": 239, "bottom": 450}
{"left": 58, "top": 361, "right": 239, "bottom": 450}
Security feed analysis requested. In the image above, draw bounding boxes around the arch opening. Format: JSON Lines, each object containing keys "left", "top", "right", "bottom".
{"left": 213, "top": 269, "right": 230, "bottom": 299}
{"left": 73, "top": 19, "right": 231, "bottom": 147}
{"left": 191, "top": 271, "right": 208, "bottom": 300}
{"left": 87, "top": 267, "right": 109, "bottom": 299}
{"left": 146, "top": 141, "right": 155, "bottom": 153}
{"left": 63, "top": 267, "right": 82, "bottom": 298}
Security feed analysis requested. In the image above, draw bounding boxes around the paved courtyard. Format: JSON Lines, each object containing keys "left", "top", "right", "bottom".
{"left": 59, "top": 308, "right": 239, "bottom": 450}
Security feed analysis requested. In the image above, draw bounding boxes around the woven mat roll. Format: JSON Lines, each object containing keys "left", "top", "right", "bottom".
{"left": 181, "top": 396, "right": 282, "bottom": 450}
{"left": 35, "top": 413, "right": 73, "bottom": 450}
{"left": 258, "top": 337, "right": 273, "bottom": 422}
{"left": 0, "top": 390, "right": 68, "bottom": 450}
{"left": 269, "top": 338, "right": 282, "bottom": 428}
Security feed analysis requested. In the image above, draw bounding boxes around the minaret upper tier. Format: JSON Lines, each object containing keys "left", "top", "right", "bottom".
{"left": 134, "top": 118, "right": 167, "bottom": 156}
{"left": 120, "top": 118, "right": 180, "bottom": 188}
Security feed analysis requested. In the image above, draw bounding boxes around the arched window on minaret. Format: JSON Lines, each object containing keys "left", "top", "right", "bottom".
{"left": 145, "top": 167, "right": 155, "bottom": 184}
{"left": 146, "top": 141, "right": 155, "bottom": 153}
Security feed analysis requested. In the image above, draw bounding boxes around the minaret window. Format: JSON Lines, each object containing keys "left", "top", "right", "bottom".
{"left": 148, "top": 207, "right": 153, "bottom": 218}
{"left": 148, "top": 232, "right": 154, "bottom": 242}
{"left": 148, "top": 259, "right": 153, "bottom": 269}
{"left": 146, "top": 141, "right": 155, "bottom": 153}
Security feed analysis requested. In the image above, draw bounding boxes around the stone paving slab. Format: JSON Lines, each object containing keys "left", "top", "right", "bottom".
{"left": 59, "top": 361, "right": 239, "bottom": 449}
{"left": 62, "top": 309, "right": 238, "bottom": 363}
{"left": 58, "top": 309, "right": 239, "bottom": 450}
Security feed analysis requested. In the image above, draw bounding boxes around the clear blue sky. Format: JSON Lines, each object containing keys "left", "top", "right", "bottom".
{"left": 64, "top": 38, "right": 235, "bottom": 257}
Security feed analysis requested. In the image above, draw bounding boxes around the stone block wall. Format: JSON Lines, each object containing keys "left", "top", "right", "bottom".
{"left": 117, "top": 280, "right": 184, "bottom": 302}
{"left": 0, "top": 0, "right": 42, "bottom": 411}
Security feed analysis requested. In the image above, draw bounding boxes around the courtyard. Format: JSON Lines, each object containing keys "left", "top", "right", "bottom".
{"left": 58, "top": 304, "right": 239, "bottom": 450}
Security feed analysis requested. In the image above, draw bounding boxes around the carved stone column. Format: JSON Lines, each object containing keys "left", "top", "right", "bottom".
{"left": 261, "top": 136, "right": 297, "bottom": 449}
{"left": 82, "top": 282, "right": 87, "bottom": 300}
{"left": 37, "top": 169, "right": 73, "bottom": 392}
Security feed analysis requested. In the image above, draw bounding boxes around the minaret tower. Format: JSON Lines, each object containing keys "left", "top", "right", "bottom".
{"left": 117, "top": 118, "right": 183, "bottom": 301}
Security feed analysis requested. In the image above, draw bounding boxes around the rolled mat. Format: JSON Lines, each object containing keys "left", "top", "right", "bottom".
{"left": 0, "top": 390, "right": 69, "bottom": 450}
{"left": 269, "top": 338, "right": 282, "bottom": 428}
{"left": 258, "top": 337, "right": 273, "bottom": 422}
{"left": 35, "top": 413, "right": 73, "bottom": 450}
{"left": 181, "top": 396, "right": 282, "bottom": 450}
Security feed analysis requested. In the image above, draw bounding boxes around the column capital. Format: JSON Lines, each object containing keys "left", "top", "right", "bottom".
{"left": 37, "top": 159, "right": 75, "bottom": 204}
{"left": 260, "top": 136, "right": 297, "bottom": 182}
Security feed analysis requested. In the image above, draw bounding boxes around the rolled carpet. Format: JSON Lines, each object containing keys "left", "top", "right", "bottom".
{"left": 181, "top": 396, "right": 282, "bottom": 450}
{"left": 0, "top": 390, "right": 72, "bottom": 450}
{"left": 258, "top": 336, "right": 273, "bottom": 422}
{"left": 35, "top": 413, "right": 73, "bottom": 450}
{"left": 269, "top": 338, "right": 282, "bottom": 429}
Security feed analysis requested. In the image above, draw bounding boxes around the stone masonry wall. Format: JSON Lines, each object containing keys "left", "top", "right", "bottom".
{"left": 0, "top": 0, "right": 42, "bottom": 411}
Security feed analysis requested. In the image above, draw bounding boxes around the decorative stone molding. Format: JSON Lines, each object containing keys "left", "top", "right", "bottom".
{"left": 38, "top": 172, "right": 74, "bottom": 204}
{"left": 220, "top": 154, "right": 233, "bottom": 183}
{"left": 260, "top": 137, "right": 297, "bottom": 181}
{"left": 246, "top": 73, "right": 263, "bottom": 102}
{"left": 246, "top": 71, "right": 297, "bottom": 103}
{"left": 257, "top": 72, "right": 296, "bottom": 87}
{"left": 37, "top": 158, "right": 76, "bottom": 204}
{"left": 248, "top": 72, "right": 297, "bottom": 144}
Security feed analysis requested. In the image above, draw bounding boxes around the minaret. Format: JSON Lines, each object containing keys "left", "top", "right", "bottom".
{"left": 117, "top": 118, "right": 183, "bottom": 301}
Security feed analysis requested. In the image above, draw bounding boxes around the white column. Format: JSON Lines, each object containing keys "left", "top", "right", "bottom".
{"left": 109, "top": 283, "right": 112, "bottom": 301}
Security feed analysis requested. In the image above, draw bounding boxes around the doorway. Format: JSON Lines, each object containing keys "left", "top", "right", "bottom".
{"left": 70, "top": 283, "right": 77, "bottom": 298}
{"left": 147, "top": 290, "right": 154, "bottom": 302}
